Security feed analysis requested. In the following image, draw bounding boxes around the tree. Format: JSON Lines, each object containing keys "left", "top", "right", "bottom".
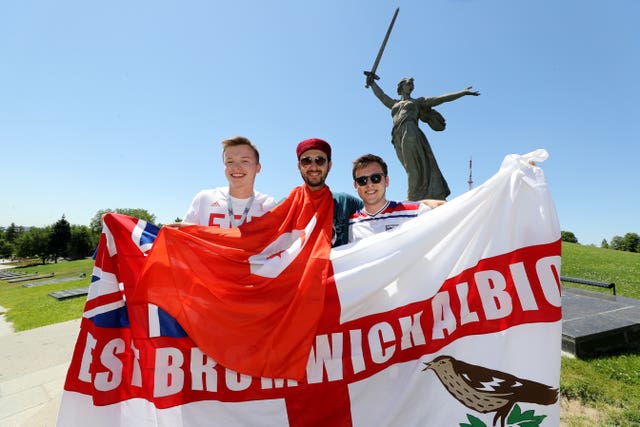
{"left": 609, "top": 233, "right": 640, "bottom": 252}
{"left": 622, "top": 232, "right": 640, "bottom": 253}
{"left": 68, "top": 225, "right": 96, "bottom": 260}
{"left": 5, "top": 223, "right": 22, "bottom": 243}
{"left": 601, "top": 239, "right": 609, "bottom": 249}
{"left": 90, "top": 208, "right": 157, "bottom": 235}
{"left": 49, "top": 215, "right": 71, "bottom": 262}
{"left": 0, "top": 238, "right": 14, "bottom": 259}
{"left": 610, "top": 235, "right": 624, "bottom": 251}
{"left": 16, "top": 227, "right": 51, "bottom": 264}
{"left": 561, "top": 231, "right": 578, "bottom": 244}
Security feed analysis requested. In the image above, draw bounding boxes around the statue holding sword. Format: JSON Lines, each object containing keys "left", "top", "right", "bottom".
{"left": 364, "top": 8, "right": 480, "bottom": 201}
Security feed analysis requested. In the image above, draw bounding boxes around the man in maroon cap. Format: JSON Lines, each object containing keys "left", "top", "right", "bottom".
{"left": 296, "top": 138, "right": 363, "bottom": 247}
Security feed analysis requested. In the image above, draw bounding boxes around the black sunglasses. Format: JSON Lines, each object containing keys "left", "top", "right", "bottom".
{"left": 355, "top": 173, "right": 385, "bottom": 187}
{"left": 300, "top": 156, "right": 328, "bottom": 167}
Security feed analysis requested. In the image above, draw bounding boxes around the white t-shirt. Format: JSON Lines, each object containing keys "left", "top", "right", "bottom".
{"left": 182, "top": 187, "right": 277, "bottom": 228}
{"left": 348, "top": 201, "right": 429, "bottom": 243}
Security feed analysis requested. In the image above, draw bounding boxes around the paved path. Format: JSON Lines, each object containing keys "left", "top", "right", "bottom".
{"left": 0, "top": 313, "right": 80, "bottom": 427}
{"left": 0, "top": 306, "right": 14, "bottom": 337}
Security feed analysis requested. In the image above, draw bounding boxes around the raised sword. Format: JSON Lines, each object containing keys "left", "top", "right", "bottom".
{"left": 364, "top": 7, "right": 399, "bottom": 88}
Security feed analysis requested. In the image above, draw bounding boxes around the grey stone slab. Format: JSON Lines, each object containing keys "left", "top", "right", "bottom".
{"left": 47, "top": 287, "right": 89, "bottom": 301}
{"left": 562, "top": 296, "right": 620, "bottom": 319}
{"left": 563, "top": 314, "right": 636, "bottom": 337}
{"left": 7, "top": 273, "right": 54, "bottom": 283}
{"left": 561, "top": 286, "right": 640, "bottom": 358}
{"left": 23, "top": 276, "right": 88, "bottom": 288}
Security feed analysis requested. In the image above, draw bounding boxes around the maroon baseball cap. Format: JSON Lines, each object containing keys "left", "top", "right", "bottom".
{"left": 296, "top": 138, "right": 332, "bottom": 160}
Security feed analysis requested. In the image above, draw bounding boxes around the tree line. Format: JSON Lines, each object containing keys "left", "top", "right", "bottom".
{"left": 0, "top": 209, "right": 157, "bottom": 264}
{"left": 5, "top": 220, "right": 636, "bottom": 264}
{"left": 561, "top": 230, "right": 640, "bottom": 253}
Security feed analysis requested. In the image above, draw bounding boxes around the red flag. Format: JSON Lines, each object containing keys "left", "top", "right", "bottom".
{"left": 130, "top": 185, "right": 333, "bottom": 380}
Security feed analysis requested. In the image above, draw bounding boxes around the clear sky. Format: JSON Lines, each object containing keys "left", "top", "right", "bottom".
{"left": 1, "top": 0, "right": 638, "bottom": 246}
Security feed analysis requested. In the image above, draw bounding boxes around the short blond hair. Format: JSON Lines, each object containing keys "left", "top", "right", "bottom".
{"left": 221, "top": 136, "right": 260, "bottom": 162}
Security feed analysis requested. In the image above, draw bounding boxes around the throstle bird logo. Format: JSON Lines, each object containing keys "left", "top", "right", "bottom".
{"left": 423, "top": 355, "right": 558, "bottom": 427}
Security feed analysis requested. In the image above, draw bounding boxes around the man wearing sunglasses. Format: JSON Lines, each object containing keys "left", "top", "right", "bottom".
{"left": 348, "top": 154, "right": 444, "bottom": 243}
{"left": 296, "top": 138, "right": 363, "bottom": 247}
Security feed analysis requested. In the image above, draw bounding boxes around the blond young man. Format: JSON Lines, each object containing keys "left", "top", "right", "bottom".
{"left": 182, "top": 136, "right": 277, "bottom": 228}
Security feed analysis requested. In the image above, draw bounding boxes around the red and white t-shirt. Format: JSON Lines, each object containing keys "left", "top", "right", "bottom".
{"left": 183, "top": 187, "right": 277, "bottom": 228}
{"left": 348, "top": 200, "right": 429, "bottom": 243}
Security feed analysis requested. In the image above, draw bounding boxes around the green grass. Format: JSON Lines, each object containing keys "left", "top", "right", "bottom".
{"left": 1, "top": 244, "right": 639, "bottom": 424}
{"left": 561, "top": 243, "right": 640, "bottom": 300}
{"left": 561, "top": 354, "right": 640, "bottom": 425}
{"left": 560, "top": 242, "right": 640, "bottom": 426}
{"left": 0, "top": 258, "right": 93, "bottom": 331}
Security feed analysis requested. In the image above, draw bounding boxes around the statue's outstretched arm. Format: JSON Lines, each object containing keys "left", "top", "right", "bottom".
{"left": 425, "top": 86, "right": 480, "bottom": 107}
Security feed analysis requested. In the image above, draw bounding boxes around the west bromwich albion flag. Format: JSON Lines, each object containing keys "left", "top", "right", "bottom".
{"left": 58, "top": 150, "right": 561, "bottom": 427}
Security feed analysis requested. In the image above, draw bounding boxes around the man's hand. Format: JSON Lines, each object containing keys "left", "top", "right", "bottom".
{"left": 421, "top": 199, "right": 446, "bottom": 209}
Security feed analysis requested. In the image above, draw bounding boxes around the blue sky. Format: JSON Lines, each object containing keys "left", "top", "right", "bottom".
{"left": 1, "top": 0, "right": 638, "bottom": 246}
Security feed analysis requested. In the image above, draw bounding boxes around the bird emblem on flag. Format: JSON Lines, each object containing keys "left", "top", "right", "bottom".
{"left": 423, "top": 355, "right": 558, "bottom": 427}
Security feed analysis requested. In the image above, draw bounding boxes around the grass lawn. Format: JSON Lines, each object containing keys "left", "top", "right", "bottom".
{"left": 559, "top": 243, "right": 640, "bottom": 426}
{"left": 1, "top": 243, "right": 639, "bottom": 425}
{"left": 561, "top": 242, "right": 640, "bottom": 300}
{"left": 0, "top": 258, "right": 93, "bottom": 330}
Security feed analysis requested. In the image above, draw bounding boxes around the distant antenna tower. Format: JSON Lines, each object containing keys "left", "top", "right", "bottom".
{"left": 467, "top": 157, "right": 473, "bottom": 190}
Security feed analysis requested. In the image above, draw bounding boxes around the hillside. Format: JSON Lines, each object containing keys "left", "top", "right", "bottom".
{"left": 561, "top": 242, "right": 640, "bottom": 299}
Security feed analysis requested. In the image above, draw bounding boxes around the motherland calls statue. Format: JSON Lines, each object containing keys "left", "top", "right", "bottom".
{"left": 363, "top": 7, "right": 480, "bottom": 200}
